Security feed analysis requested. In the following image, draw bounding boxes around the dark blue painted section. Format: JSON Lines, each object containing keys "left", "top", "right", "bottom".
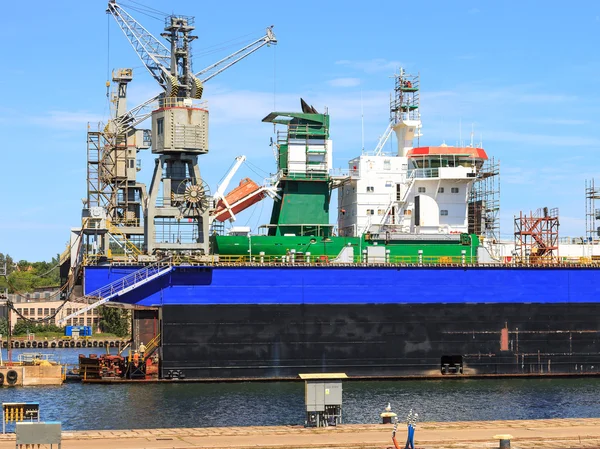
{"left": 84, "top": 265, "right": 600, "bottom": 307}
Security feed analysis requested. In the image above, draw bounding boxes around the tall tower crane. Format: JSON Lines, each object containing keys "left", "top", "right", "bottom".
{"left": 84, "top": 0, "right": 277, "bottom": 260}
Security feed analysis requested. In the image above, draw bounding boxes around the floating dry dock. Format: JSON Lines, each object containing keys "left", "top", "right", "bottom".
{"left": 2, "top": 418, "right": 600, "bottom": 449}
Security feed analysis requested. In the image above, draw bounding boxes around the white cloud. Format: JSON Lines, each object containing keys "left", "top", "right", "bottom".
{"left": 206, "top": 87, "right": 390, "bottom": 125}
{"left": 483, "top": 130, "right": 600, "bottom": 147}
{"left": 328, "top": 77, "right": 361, "bottom": 88}
{"left": 0, "top": 221, "right": 66, "bottom": 231}
{"left": 502, "top": 167, "right": 536, "bottom": 185}
{"left": 335, "top": 58, "right": 402, "bottom": 74}
{"left": 25, "top": 110, "right": 106, "bottom": 131}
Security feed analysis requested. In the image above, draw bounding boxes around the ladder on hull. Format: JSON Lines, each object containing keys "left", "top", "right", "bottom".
{"left": 57, "top": 258, "right": 173, "bottom": 325}
{"left": 143, "top": 333, "right": 161, "bottom": 362}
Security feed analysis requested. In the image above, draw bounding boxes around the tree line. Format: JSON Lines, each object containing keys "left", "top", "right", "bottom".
{"left": 0, "top": 253, "right": 129, "bottom": 337}
{"left": 0, "top": 252, "right": 61, "bottom": 293}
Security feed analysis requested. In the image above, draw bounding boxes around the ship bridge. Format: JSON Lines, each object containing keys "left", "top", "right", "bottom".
{"left": 406, "top": 146, "right": 488, "bottom": 179}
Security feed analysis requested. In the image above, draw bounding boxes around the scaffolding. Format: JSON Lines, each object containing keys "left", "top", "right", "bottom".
{"left": 585, "top": 179, "right": 600, "bottom": 243}
{"left": 86, "top": 129, "right": 112, "bottom": 211}
{"left": 390, "top": 70, "right": 420, "bottom": 123}
{"left": 469, "top": 157, "right": 500, "bottom": 243}
{"left": 514, "top": 207, "right": 559, "bottom": 264}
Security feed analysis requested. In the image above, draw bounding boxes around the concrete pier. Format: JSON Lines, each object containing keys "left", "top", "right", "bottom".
{"left": 2, "top": 417, "right": 600, "bottom": 448}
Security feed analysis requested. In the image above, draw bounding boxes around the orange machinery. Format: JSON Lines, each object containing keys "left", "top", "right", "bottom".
{"left": 213, "top": 178, "right": 267, "bottom": 222}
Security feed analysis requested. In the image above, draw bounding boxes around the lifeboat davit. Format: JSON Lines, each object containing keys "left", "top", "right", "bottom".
{"left": 213, "top": 178, "right": 267, "bottom": 222}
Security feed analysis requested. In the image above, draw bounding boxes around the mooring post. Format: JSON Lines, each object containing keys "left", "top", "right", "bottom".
{"left": 493, "top": 434, "right": 513, "bottom": 449}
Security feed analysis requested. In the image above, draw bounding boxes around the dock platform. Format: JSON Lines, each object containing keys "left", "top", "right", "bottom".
{"left": 2, "top": 417, "right": 600, "bottom": 448}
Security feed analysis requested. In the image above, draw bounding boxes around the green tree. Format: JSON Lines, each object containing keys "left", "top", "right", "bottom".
{"left": 0, "top": 254, "right": 61, "bottom": 293}
{"left": 99, "top": 306, "right": 130, "bottom": 337}
{"left": 0, "top": 253, "right": 15, "bottom": 275}
{"left": 12, "top": 320, "right": 37, "bottom": 336}
{"left": 0, "top": 317, "right": 7, "bottom": 337}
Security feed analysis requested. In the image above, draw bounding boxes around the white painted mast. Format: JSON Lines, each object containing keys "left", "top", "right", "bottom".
{"left": 391, "top": 68, "right": 421, "bottom": 157}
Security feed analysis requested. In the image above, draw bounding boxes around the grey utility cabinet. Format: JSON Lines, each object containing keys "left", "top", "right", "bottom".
{"left": 301, "top": 374, "right": 346, "bottom": 427}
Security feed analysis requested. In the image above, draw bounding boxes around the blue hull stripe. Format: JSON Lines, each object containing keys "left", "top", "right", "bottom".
{"left": 83, "top": 266, "right": 600, "bottom": 307}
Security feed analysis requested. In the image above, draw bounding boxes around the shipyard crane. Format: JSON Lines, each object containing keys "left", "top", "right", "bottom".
{"left": 107, "top": 0, "right": 277, "bottom": 134}
{"left": 83, "top": 0, "right": 277, "bottom": 254}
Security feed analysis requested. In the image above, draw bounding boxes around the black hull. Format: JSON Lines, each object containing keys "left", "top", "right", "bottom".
{"left": 159, "top": 303, "right": 600, "bottom": 380}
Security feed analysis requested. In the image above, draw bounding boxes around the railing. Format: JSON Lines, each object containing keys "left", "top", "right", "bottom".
{"left": 88, "top": 259, "right": 171, "bottom": 299}
{"left": 80, "top": 252, "right": 600, "bottom": 268}
{"left": 157, "top": 97, "right": 207, "bottom": 109}
{"left": 108, "top": 224, "right": 142, "bottom": 257}
{"left": 143, "top": 333, "right": 161, "bottom": 361}
{"left": 281, "top": 170, "right": 329, "bottom": 180}
{"left": 408, "top": 168, "right": 439, "bottom": 178}
{"left": 210, "top": 254, "right": 480, "bottom": 265}
{"left": 18, "top": 353, "right": 58, "bottom": 364}
{"left": 58, "top": 258, "right": 173, "bottom": 325}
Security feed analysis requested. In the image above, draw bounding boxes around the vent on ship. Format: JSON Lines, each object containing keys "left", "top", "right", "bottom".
{"left": 440, "top": 355, "right": 463, "bottom": 375}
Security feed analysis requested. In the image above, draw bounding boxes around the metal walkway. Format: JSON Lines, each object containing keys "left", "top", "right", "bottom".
{"left": 57, "top": 259, "right": 173, "bottom": 325}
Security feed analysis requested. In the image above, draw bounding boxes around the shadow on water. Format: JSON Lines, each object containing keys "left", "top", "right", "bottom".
{"left": 2, "top": 349, "right": 600, "bottom": 431}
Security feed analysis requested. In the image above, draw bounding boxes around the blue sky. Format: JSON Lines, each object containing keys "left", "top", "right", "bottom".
{"left": 1, "top": 0, "right": 600, "bottom": 261}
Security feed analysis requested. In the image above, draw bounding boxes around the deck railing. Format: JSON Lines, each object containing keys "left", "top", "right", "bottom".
{"left": 83, "top": 253, "right": 600, "bottom": 268}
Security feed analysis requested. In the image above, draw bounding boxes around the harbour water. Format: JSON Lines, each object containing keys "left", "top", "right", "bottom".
{"left": 2, "top": 348, "right": 600, "bottom": 430}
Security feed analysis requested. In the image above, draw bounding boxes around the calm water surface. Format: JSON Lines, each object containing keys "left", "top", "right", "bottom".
{"left": 1, "top": 348, "right": 599, "bottom": 430}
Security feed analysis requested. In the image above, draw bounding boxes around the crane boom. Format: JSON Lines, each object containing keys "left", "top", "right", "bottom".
{"left": 196, "top": 27, "right": 277, "bottom": 82}
{"left": 112, "top": 25, "right": 277, "bottom": 135}
{"left": 107, "top": 1, "right": 172, "bottom": 90}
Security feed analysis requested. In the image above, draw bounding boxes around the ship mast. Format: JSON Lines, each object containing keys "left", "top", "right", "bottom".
{"left": 391, "top": 68, "right": 421, "bottom": 157}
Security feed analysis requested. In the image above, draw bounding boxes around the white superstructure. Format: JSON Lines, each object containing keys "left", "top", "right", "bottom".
{"left": 337, "top": 68, "right": 487, "bottom": 239}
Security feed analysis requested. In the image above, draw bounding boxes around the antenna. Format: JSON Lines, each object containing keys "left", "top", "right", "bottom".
{"left": 459, "top": 118, "right": 462, "bottom": 147}
{"left": 361, "top": 88, "right": 365, "bottom": 154}
{"left": 470, "top": 123, "right": 474, "bottom": 148}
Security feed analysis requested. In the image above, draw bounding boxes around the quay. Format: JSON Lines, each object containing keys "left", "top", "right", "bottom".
{"left": 1, "top": 338, "right": 127, "bottom": 349}
{"left": 2, "top": 418, "right": 600, "bottom": 449}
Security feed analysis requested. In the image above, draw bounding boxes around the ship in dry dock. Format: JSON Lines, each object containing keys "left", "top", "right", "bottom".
{"left": 55, "top": 0, "right": 600, "bottom": 381}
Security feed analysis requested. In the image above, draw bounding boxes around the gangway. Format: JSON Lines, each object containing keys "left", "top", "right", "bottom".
{"left": 57, "top": 258, "right": 173, "bottom": 325}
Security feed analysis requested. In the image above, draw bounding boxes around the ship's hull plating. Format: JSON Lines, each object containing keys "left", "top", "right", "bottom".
{"left": 160, "top": 303, "right": 600, "bottom": 379}
{"left": 84, "top": 265, "right": 600, "bottom": 379}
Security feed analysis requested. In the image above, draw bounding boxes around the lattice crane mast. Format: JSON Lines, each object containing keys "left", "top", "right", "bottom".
{"left": 107, "top": 0, "right": 277, "bottom": 134}
{"left": 107, "top": 0, "right": 202, "bottom": 99}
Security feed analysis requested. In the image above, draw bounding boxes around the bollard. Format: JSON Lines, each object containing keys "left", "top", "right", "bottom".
{"left": 380, "top": 402, "right": 397, "bottom": 424}
{"left": 493, "top": 434, "right": 513, "bottom": 449}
